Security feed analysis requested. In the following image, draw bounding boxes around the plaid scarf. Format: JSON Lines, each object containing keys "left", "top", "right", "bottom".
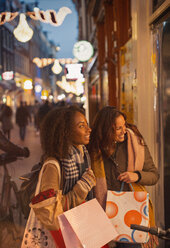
{"left": 60, "top": 145, "right": 91, "bottom": 195}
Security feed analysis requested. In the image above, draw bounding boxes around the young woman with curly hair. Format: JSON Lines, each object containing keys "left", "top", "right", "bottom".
{"left": 22, "top": 105, "right": 96, "bottom": 248}
{"left": 88, "top": 106, "right": 159, "bottom": 248}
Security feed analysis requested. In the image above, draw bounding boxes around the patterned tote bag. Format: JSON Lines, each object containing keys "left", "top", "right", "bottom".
{"left": 21, "top": 159, "right": 63, "bottom": 248}
{"left": 106, "top": 183, "right": 149, "bottom": 244}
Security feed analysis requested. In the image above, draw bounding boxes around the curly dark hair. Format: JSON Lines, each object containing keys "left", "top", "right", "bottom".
{"left": 88, "top": 106, "right": 143, "bottom": 158}
{"left": 40, "top": 105, "right": 85, "bottom": 160}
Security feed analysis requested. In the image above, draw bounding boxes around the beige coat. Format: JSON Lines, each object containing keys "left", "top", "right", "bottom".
{"left": 31, "top": 160, "right": 92, "bottom": 230}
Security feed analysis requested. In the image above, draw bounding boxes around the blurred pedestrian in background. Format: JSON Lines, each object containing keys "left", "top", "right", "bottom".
{"left": 88, "top": 106, "right": 159, "bottom": 248}
{"left": 16, "top": 101, "right": 31, "bottom": 141}
{"left": 36, "top": 100, "right": 51, "bottom": 132}
{"left": 0, "top": 103, "right": 13, "bottom": 140}
{"left": 24, "top": 101, "right": 32, "bottom": 123}
{"left": 32, "top": 100, "right": 40, "bottom": 133}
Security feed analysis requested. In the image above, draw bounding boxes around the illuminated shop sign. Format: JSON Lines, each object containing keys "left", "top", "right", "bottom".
{"left": 65, "top": 64, "right": 84, "bottom": 80}
{"left": 24, "top": 79, "right": 33, "bottom": 90}
{"left": 2, "top": 71, "right": 14, "bottom": 80}
{"left": 41, "top": 90, "right": 49, "bottom": 100}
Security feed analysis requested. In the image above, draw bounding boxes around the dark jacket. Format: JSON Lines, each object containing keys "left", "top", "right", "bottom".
{"left": 103, "top": 137, "right": 159, "bottom": 192}
{"left": 16, "top": 106, "right": 30, "bottom": 126}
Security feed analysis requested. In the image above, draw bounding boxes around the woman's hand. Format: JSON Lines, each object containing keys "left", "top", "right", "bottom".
{"left": 117, "top": 172, "right": 139, "bottom": 183}
{"left": 81, "top": 169, "right": 96, "bottom": 189}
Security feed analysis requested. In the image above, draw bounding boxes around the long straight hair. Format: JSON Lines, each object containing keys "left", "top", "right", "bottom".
{"left": 88, "top": 106, "right": 143, "bottom": 159}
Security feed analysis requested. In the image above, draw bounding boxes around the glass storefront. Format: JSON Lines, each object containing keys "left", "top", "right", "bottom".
{"left": 161, "top": 19, "right": 170, "bottom": 231}
{"left": 152, "top": 17, "right": 170, "bottom": 248}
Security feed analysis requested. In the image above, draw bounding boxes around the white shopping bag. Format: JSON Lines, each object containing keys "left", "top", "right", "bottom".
{"left": 58, "top": 198, "right": 118, "bottom": 248}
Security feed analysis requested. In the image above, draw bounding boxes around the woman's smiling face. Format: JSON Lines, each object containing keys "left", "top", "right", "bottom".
{"left": 114, "top": 115, "right": 126, "bottom": 142}
{"left": 70, "top": 111, "right": 91, "bottom": 147}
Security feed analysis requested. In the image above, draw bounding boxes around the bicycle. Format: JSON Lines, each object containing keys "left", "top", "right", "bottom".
{"left": 0, "top": 153, "right": 26, "bottom": 248}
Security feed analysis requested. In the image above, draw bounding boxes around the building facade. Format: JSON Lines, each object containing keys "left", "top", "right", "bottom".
{"left": 73, "top": 1, "right": 170, "bottom": 246}
{"left": 0, "top": 0, "right": 56, "bottom": 108}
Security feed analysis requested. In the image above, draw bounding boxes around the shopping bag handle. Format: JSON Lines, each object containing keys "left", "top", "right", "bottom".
{"left": 120, "top": 182, "right": 135, "bottom": 192}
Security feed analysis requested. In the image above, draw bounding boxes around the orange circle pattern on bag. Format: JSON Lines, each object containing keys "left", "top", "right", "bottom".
{"left": 106, "top": 191, "right": 149, "bottom": 243}
{"left": 134, "top": 192, "right": 147, "bottom": 202}
{"left": 106, "top": 201, "right": 118, "bottom": 219}
{"left": 124, "top": 210, "right": 142, "bottom": 227}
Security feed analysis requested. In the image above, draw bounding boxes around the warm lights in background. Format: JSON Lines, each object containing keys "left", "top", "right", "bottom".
{"left": 59, "top": 58, "right": 78, "bottom": 64}
{"left": 49, "top": 95, "right": 53, "bottom": 101}
{"left": 13, "top": 13, "right": 33, "bottom": 43}
{"left": 41, "top": 89, "right": 49, "bottom": 100}
{"left": 73, "top": 40, "right": 94, "bottom": 62}
{"left": 32, "top": 57, "right": 78, "bottom": 68}
{"left": 23, "top": 79, "right": 33, "bottom": 90}
{"left": 57, "top": 93, "right": 65, "bottom": 100}
{"left": 31, "top": 60, "right": 86, "bottom": 96}
{"left": 56, "top": 76, "right": 84, "bottom": 96}
{"left": 33, "top": 58, "right": 55, "bottom": 68}
{"left": 51, "top": 59, "right": 62, "bottom": 74}
{"left": 56, "top": 46, "right": 61, "bottom": 51}
{"left": 0, "top": 7, "right": 72, "bottom": 43}
{"left": 32, "top": 57, "right": 86, "bottom": 97}
{"left": 34, "top": 84, "right": 42, "bottom": 93}
{"left": 32, "top": 57, "right": 81, "bottom": 76}
{"left": 2, "top": 71, "right": 14, "bottom": 80}
{"left": 0, "top": 11, "right": 18, "bottom": 25}
{"left": 29, "top": 7, "right": 72, "bottom": 26}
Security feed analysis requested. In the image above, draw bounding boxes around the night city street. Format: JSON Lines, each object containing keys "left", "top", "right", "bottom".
{"left": 0, "top": 0, "right": 170, "bottom": 247}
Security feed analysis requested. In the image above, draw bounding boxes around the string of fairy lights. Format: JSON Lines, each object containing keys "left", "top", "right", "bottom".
{"left": 0, "top": 4, "right": 94, "bottom": 98}
{"left": 0, "top": 6, "right": 72, "bottom": 42}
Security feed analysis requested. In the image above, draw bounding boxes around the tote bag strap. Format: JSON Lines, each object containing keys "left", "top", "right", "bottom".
{"left": 120, "top": 182, "right": 135, "bottom": 192}
{"left": 35, "top": 159, "right": 61, "bottom": 196}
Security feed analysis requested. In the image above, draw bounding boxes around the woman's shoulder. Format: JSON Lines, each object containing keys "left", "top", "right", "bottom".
{"left": 43, "top": 157, "right": 60, "bottom": 168}
{"left": 41, "top": 158, "right": 61, "bottom": 192}
{"left": 42, "top": 158, "right": 61, "bottom": 179}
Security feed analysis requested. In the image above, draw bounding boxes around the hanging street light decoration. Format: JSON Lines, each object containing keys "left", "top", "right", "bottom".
{"left": 33, "top": 57, "right": 78, "bottom": 68}
{"left": 56, "top": 76, "right": 84, "bottom": 96}
{"left": 0, "top": 11, "right": 18, "bottom": 25}
{"left": 29, "top": 7, "right": 72, "bottom": 26}
{"left": 59, "top": 58, "right": 78, "bottom": 64}
{"left": 0, "top": 7, "right": 72, "bottom": 42}
{"left": 33, "top": 57, "right": 55, "bottom": 68}
{"left": 13, "top": 13, "right": 33, "bottom": 42}
{"left": 51, "top": 59, "right": 63, "bottom": 74}
{"left": 32, "top": 57, "right": 79, "bottom": 75}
